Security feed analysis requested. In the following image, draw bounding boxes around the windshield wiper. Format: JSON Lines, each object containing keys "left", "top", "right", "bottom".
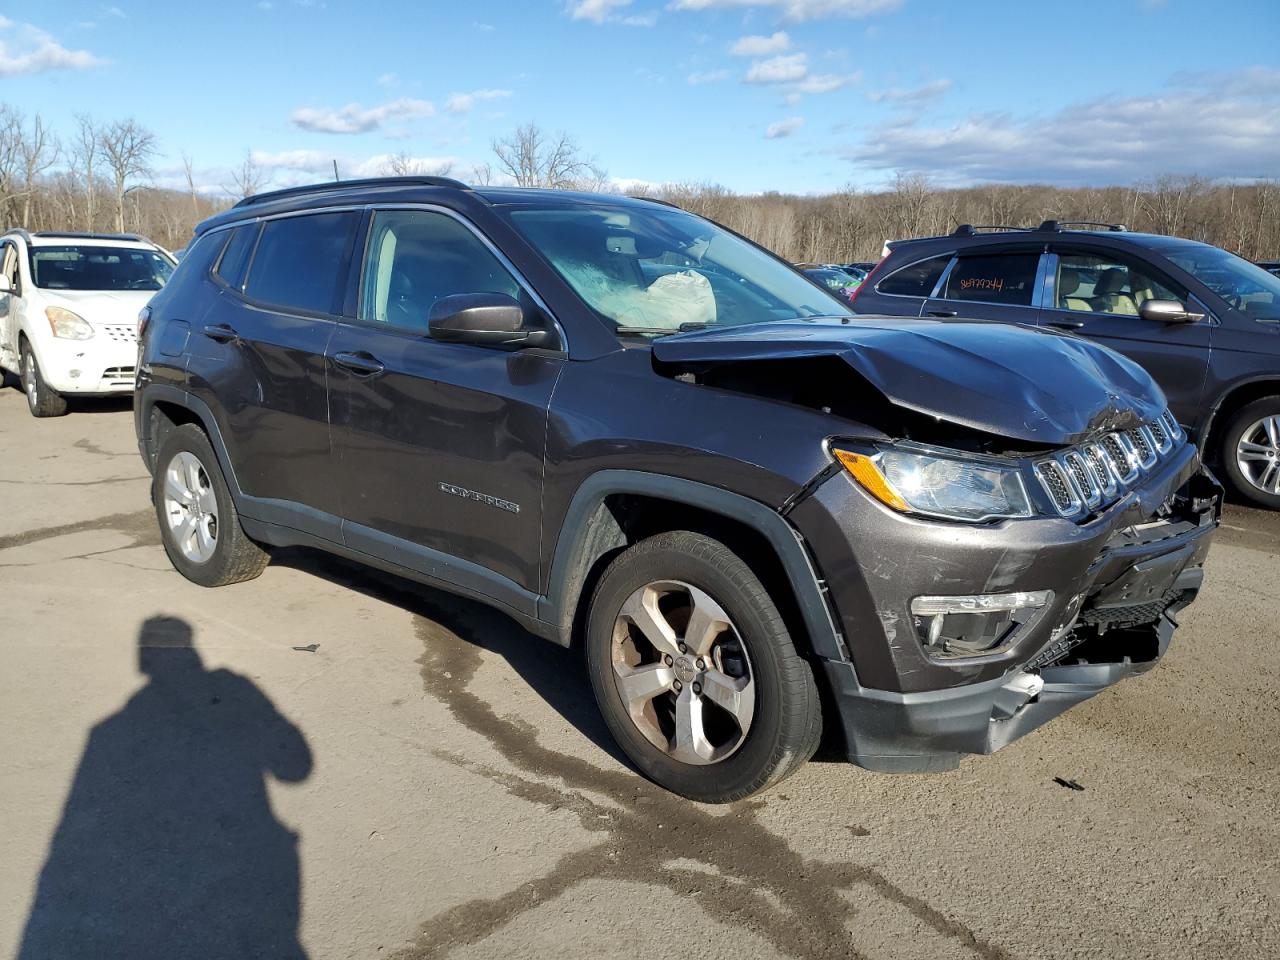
{"left": 615, "top": 322, "right": 713, "bottom": 337}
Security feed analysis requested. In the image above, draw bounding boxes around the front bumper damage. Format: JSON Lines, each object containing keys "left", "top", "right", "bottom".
{"left": 791, "top": 442, "right": 1220, "bottom": 773}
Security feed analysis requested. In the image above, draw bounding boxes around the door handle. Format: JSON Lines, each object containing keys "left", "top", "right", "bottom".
{"left": 202, "top": 323, "right": 240, "bottom": 344}
{"left": 1045, "top": 320, "right": 1085, "bottom": 330}
{"left": 333, "top": 351, "right": 385, "bottom": 377}
{"left": 927, "top": 309, "right": 958, "bottom": 318}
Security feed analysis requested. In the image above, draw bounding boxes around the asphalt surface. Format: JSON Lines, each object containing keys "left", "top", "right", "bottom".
{"left": 1, "top": 387, "right": 1277, "bottom": 960}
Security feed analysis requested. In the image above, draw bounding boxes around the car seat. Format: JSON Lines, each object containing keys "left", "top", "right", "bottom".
{"left": 1057, "top": 268, "right": 1093, "bottom": 312}
{"left": 1090, "top": 268, "right": 1138, "bottom": 315}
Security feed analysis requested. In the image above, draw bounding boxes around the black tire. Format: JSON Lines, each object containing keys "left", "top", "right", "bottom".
{"left": 20, "top": 340, "right": 69, "bottom": 418}
{"left": 585, "top": 531, "right": 822, "bottom": 803}
{"left": 153, "top": 423, "right": 270, "bottom": 586}
{"left": 1219, "top": 396, "right": 1280, "bottom": 510}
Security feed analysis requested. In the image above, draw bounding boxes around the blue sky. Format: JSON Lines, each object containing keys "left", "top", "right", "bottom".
{"left": 6, "top": 0, "right": 1280, "bottom": 195}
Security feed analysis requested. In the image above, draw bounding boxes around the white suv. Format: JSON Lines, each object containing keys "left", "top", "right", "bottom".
{"left": 0, "top": 230, "right": 175, "bottom": 417}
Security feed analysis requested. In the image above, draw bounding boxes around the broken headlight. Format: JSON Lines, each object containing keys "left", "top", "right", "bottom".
{"left": 911, "top": 591, "right": 1053, "bottom": 659}
{"left": 834, "top": 445, "right": 1033, "bottom": 523}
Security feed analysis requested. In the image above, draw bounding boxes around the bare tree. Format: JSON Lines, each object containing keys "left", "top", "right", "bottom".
{"left": 381, "top": 151, "right": 454, "bottom": 177}
{"left": 492, "top": 123, "right": 598, "bottom": 189}
{"left": 70, "top": 115, "right": 99, "bottom": 230}
{"left": 99, "top": 118, "right": 157, "bottom": 232}
{"left": 225, "top": 150, "right": 269, "bottom": 200}
{"left": 182, "top": 152, "right": 201, "bottom": 219}
{"left": 0, "top": 105, "right": 24, "bottom": 224}
{"left": 19, "top": 114, "right": 59, "bottom": 228}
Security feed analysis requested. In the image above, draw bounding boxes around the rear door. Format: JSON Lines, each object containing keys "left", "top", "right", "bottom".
{"left": 327, "top": 207, "right": 563, "bottom": 598}
{"left": 920, "top": 247, "right": 1046, "bottom": 325}
{"left": 1037, "top": 246, "right": 1213, "bottom": 425}
{"left": 186, "top": 211, "right": 359, "bottom": 538}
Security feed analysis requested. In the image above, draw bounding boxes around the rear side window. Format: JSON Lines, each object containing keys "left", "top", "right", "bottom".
{"left": 244, "top": 212, "right": 358, "bottom": 315}
{"left": 214, "top": 224, "right": 258, "bottom": 291}
{"left": 876, "top": 254, "right": 949, "bottom": 297}
{"left": 942, "top": 252, "right": 1040, "bottom": 306}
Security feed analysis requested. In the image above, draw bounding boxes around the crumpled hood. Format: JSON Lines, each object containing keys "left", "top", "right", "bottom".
{"left": 42, "top": 289, "right": 154, "bottom": 327}
{"left": 652, "top": 316, "right": 1167, "bottom": 446}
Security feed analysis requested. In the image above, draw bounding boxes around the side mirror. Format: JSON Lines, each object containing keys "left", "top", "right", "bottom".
{"left": 1139, "top": 298, "right": 1203, "bottom": 324}
{"left": 427, "top": 292, "right": 551, "bottom": 349}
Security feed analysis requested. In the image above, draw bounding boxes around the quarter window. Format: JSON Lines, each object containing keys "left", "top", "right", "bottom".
{"left": 359, "top": 210, "right": 521, "bottom": 333}
{"left": 244, "top": 212, "right": 358, "bottom": 315}
{"left": 942, "top": 253, "right": 1040, "bottom": 306}
{"left": 876, "top": 254, "right": 950, "bottom": 297}
{"left": 215, "top": 224, "right": 259, "bottom": 291}
{"left": 1054, "top": 252, "right": 1185, "bottom": 316}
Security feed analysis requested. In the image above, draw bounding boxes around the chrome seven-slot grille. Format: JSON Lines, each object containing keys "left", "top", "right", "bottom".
{"left": 1033, "top": 411, "right": 1182, "bottom": 517}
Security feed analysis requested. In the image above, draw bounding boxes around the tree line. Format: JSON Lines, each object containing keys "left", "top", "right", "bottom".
{"left": 1, "top": 109, "right": 1276, "bottom": 262}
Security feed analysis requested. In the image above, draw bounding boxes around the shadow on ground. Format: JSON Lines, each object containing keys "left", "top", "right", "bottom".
{"left": 18, "top": 615, "right": 313, "bottom": 960}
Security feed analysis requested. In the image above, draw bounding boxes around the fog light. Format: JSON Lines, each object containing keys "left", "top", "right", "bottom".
{"left": 911, "top": 591, "right": 1053, "bottom": 659}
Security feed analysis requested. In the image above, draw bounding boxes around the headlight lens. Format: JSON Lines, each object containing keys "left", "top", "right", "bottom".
{"left": 45, "top": 306, "right": 94, "bottom": 340}
{"left": 834, "top": 445, "right": 1033, "bottom": 522}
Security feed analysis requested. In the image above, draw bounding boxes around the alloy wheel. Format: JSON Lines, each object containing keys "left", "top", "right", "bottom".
{"left": 610, "top": 579, "right": 756, "bottom": 766}
{"left": 162, "top": 451, "right": 219, "bottom": 563}
{"left": 1236, "top": 415, "right": 1280, "bottom": 496}
{"left": 22, "top": 350, "right": 36, "bottom": 407}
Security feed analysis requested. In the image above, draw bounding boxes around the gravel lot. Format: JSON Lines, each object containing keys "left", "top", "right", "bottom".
{"left": 1, "top": 387, "right": 1277, "bottom": 960}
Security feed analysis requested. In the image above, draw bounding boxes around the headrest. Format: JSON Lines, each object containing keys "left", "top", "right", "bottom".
{"left": 1095, "top": 268, "right": 1127, "bottom": 295}
{"left": 1059, "top": 268, "right": 1080, "bottom": 296}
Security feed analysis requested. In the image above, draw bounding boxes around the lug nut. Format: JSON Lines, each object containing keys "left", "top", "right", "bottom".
{"left": 696, "top": 658, "right": 705, "bottom": 670}
{"left": 692, "top": 682, "right": 702, "bottom": 695}
{"left": 674, "top": 680, "right": 683, "bottom": 692}
{"left": 664, "top": 654, "right": 673, "bottom": 666}
{"left": 678, "top": 642, "right": 688, "bottom": 654}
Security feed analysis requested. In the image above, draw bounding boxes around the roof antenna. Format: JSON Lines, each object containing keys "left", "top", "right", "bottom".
{"left": 332, "top": 159, "right": 340, "bottom": 182}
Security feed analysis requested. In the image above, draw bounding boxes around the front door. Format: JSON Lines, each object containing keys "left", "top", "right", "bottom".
{"left": 1037, "top": 248, "right": 1213, "bottom": 426}
{"left": 327, "top": 207, "right": 563, "bottom": 599}
{"left": 0, "top": 240, "right": 22, "bottom": 368}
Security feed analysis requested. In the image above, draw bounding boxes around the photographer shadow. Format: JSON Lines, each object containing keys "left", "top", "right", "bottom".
{"left": 18, "top": 616, "right": 312, "bottom": 960}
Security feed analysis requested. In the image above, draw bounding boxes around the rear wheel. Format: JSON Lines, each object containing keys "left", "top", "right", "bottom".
{"left": 1220, "top": 397, "right": 1280, "bottom": 510}
{"left": 154, "top": 424, "right": 269, "bottom": 586}
{"left": 20, "top": 341, "right": 68, "bottom": 418}
{"left": 585, "top": 531, "right": 821, "bottom": 803}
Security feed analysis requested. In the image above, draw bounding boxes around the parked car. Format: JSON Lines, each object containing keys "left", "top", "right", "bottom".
{"left": 0, "top": 230, "right": 175, "bottom": 417}
{"left": 135, "top": 178, "right": 1219, "bottom": 801}
{"left": 1257, "top": 260, "right": 1280, "bottom": 278}
{"left": 795, "top": 263, "right": 859, "bottom": 302}
{"left": 850, "top": 221, "right": 1280, "bottom": 508}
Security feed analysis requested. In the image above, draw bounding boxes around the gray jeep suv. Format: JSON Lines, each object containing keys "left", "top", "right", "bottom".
{"left": 135, "top": 178, "right": 1219, "bottom": 801}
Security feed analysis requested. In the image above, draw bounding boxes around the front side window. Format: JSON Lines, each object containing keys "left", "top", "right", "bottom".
{"left": 1, "top": 242, "right": 18, "bottom": 292}
{"left": 941, "top": 252, "right": 1040, "bottom": 306}
{"left": 503, "top": 203, "right": 852, "bottom": 334}
{"left": 1139, "top": 238, "right": 1280, "bottom": 322}
{"left": 244, "top": 212, "right": 358, "bottom": 315}
{"left": 1054, "top": 251, "right": 1184, "bottom": 316}
{"left": 359, "top": 210, "right": 521, "bottom": 333}
{"left": 877, "top": 254, "right": 950, "bottom": 297}
{"left": 29, "top": 245, "right": 174, "bottom": 291}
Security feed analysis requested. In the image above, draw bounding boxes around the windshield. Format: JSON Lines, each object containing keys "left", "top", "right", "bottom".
{"left": 504, "top": 203, "right": 852, "bottom": 334}
{"left": 1143, "top": 238, "right": 1280, "bottom": 322}
{"left": 30, "top": 245, "right": 175, "bottom": 292}
{"left": 805, "top": 267, "right": 858, "bottom": 291}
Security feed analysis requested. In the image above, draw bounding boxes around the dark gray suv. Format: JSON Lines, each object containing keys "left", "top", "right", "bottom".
{"left": 135, "top": 179, "right": 1219, "bottom": 801}
{"left": 850, "top": 221, "right": 1280, "bottom": 508}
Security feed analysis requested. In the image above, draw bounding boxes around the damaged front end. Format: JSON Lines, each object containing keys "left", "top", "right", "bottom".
{"left": 651, "top": 316, "right": 1221, "bottom": 772}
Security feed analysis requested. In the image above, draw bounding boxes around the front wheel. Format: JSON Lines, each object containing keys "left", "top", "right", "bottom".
{"left": 20, "top": 341, "right": 68, "bottom": 418}
{"left": 585, "top": 531, "right": 822, "bottom": 803}
{"left": 1220, "top": 397, "right": 1280, "bottom": 510}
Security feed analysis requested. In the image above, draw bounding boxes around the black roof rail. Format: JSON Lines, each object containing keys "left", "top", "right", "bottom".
{"left": 234, "top": 175, "right": 471, "bottom": 209}
{"left": 2, "top": 227, "right": 31, "bottom": 241}
{"left": 951, "top": 224, "right": 1034, "bottom": 237}
{"left": 32, "top": 231, "right": 148, "bottom": 242}
{"left": 629, "top": 195, "right": 681, "bottom": 208}
{"left": 1037, "top": 220, "right": 1127, "bottom": 232}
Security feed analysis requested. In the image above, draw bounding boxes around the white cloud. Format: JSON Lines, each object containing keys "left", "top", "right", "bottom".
{"left": 846, "top": 69, "right": 1280, "bottom": 186}
{"left": 730, "top": 31, "right": 790, "bottom": 56}
{"left": 765, "top": 116, "right": 805, "bottom": 139}
{"left": 246, "top": 149, "right": 463, "bottom": 186}
{"left": 668, "top": 0, "right": 901, "bottom": 22}
{"left": 867, "top": 78, "right": 952, "bottom": 105}
{"left": 687, "top": 68, "right": 730, "bottom": 85}
{"left": 376, "top": 72, "right": 398, "bottom": 87}
{"left": 745, "top": 52, "right": 808, "bottom": 84}
{"left": 445, "top": 88, "right": 512, "bottom": 113}
{"left": 0, "top": 16, "right": 104, "bottom": 76}
{"left": 792, "top": 71, "right": 860, "bottom": 94}
{"left": 290, "top": 97, "right": 435, "bottom": 134}
{"left": 565, "top": 0, "right": 634, "bottom": 23}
